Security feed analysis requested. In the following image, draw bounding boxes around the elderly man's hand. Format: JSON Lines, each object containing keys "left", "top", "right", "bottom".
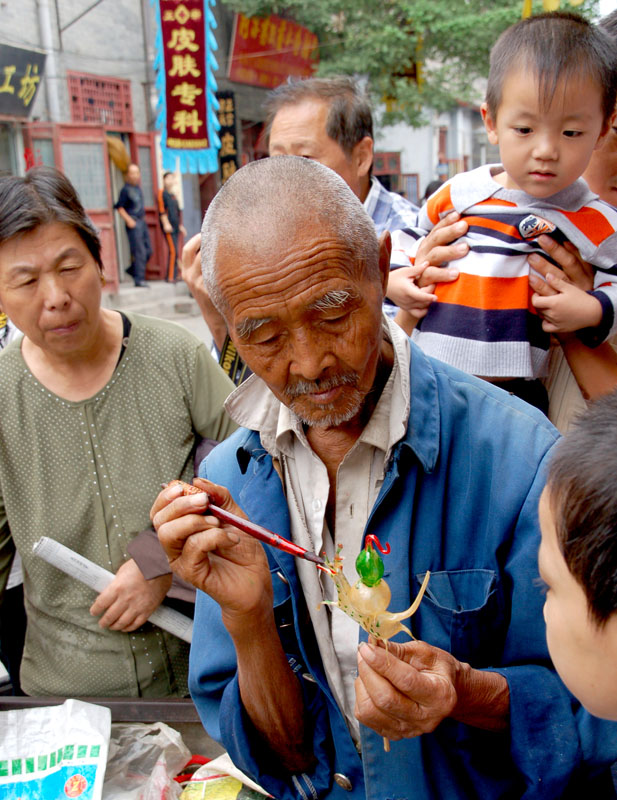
{"left": 151, "top": 478, "right": 273, "bottom": 632}
{"left": 355, "top": 638, "right": 509, "bottom": 739}
{"left": 181, "top": 234, "right": 228, "bottom": 352}
{"left": 180, "top": 233, "right": 208, "bottom": 302}
{"left": 90, "top": 558, "right": 172, "bottom": 632}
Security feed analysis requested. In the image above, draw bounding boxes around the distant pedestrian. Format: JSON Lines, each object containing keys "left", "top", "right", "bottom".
{"left": 422, "top": 179, "right": 444, "bottom": 204}
{"left": 114, "top": 163, "right": 152, "bottom": 288}
{"left": 158, "top": 172, "right": 186, "bottom": 283}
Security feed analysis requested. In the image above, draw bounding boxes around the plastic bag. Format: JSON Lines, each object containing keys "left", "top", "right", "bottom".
{"left": 180, "top": 753, "right": 271, "bottom": 799}
{"left": 0, "top": 698, "right": 111, "bottom": 799}
{"left": 102, "top": 722, "right": 191, "bottom": 800}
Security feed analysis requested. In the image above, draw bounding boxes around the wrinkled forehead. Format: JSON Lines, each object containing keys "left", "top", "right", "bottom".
{"left": 216, "top": 223, "right": 361, "bottom": 317}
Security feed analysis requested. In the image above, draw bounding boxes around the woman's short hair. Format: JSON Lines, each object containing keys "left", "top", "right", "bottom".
{"left": 0, "top": 166, "right": 103, "bottom": 269}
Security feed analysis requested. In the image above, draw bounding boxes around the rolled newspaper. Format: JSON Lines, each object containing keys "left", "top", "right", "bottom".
{"left": 33, "top": 536, "right": 193, "bottom": 643}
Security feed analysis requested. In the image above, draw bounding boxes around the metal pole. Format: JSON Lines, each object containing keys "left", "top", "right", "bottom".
{"left": 37, "top": 0, "right": 61, "bottom": 122}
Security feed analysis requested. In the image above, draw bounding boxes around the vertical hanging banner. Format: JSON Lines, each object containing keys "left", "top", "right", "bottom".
{"left": 151, "top": 0, "right": 221, "bottom": 173}
{"left": 215, "top": 90, "right": 239, "bottom": 184}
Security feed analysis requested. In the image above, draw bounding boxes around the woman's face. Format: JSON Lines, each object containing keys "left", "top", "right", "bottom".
{"left": 0, "top": 222, "right": 103, "bottom": 358}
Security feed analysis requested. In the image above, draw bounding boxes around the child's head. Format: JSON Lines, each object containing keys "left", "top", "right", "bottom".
{"left": 482, "top": 12, "right": 617, "bottom": 198}
{"left": 539, "top": 391, "right": 617, "bottom": 720}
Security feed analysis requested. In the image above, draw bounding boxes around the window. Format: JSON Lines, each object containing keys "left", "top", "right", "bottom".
{"left": 32, "top": 139, "right": 55, "bottom": 167}
{"left": 68, "top": 72, "right": 133, "bottom": 131}
{"left": 61, "top": 142, "right": 108, "bottom": 209}
{"left": 0, "top": 125, "right": 16, "bottom": 177}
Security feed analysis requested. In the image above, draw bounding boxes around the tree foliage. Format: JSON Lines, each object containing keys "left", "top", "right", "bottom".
{"left": 221, "top": 0, "right": 600, "bottom": 126}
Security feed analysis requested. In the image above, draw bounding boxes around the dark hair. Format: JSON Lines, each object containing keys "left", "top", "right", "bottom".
{"left": 599, "top": 9, "right": 617, "bottom": 42}
{"left": 423, "top": 179, "right": 444, "bottom": 203}
{"left": 0, "top": 166, "right": 102, "bottom": 269}
{"left": 486, "top": 11, "right": 617, "bottom": 124}
{"left": 547, "top": 390, "right": 617, "bottom": 626}
{"left": 263, "top": 76, "right": 374, "bottom": 157}
{"left": 163, "top": 171, "right": 173, "bottom": 179}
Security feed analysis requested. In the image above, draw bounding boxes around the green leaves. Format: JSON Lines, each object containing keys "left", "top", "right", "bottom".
{"left": 221, "top": 0, "right": 600, "bottom": 126}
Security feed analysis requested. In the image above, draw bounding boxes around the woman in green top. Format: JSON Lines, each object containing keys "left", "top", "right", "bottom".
{"left": 0, "top": 167, "right": 236, "bottom": 697}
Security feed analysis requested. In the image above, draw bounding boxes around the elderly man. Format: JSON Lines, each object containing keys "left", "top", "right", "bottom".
{"left": 153, "top": 157, "right": 617, "bottom": 800}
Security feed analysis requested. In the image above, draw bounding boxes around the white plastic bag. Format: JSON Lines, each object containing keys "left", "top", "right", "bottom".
{"left": 102, "top": 722, "right": 190, "bottom": 800}
{"left": 0, "top": 698, "right": 111, "bottom": 800}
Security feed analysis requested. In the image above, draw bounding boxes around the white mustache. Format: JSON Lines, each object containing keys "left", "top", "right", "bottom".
{"left": 284, "top": 373, "right": 358, "bottom": 400}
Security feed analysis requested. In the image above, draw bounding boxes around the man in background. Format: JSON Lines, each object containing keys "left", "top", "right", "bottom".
{"left": 114, "top": 163, "right": 152, "bottom": 288}
{"left": 158, "top": 171, "right": 186, "bottom": 283}
{"left": 265, "top": 76, "right": 419, "bottom": 241}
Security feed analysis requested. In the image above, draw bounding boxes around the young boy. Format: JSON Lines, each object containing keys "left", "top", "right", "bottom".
{"left": 539, "top": 390, "right": 617, "bottom": 720}
{"left": 390, "top": 12, "right": 617, "bottom": 409}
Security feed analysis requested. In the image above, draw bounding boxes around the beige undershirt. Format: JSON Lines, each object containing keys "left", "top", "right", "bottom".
{"left": 225, "top": 317, "right": 411, "bottom": 742}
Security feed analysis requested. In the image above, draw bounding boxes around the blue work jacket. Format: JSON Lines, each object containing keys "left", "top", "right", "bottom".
{"left": 190, "top": 343, "right": 617, "bottom": 799}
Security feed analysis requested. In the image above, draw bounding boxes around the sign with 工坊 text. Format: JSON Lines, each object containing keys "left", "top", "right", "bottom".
{"left": 0, "top": 45, "right": 46, "bottom": 118}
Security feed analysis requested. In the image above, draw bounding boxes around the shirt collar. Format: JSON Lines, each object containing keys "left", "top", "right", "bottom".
{"left": 362, "top": 176, "right": 383, "bottom": 218}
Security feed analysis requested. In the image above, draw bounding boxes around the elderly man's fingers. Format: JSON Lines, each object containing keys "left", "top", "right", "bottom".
{"left": 181, "top": 232, "right": 201, "bottom": 272}
{"left": 354, "top": 672, "right": 422, "bottom": 740}
{"left": 192, "top": 477, "right": 250, "bottom": 520}
{"left": 150, "top": 481, "right": 185, "bottom": 521}
{"left": 156, "top": 504, "right": 239, "bottom": 560}
{"left": 360, "top": 639, "right": 459, "bottom": 705}
{"left": 151, "top": 489, "right": 209, "bottom": 533}
{"left": 355, "top": 642, "right": 456, "bottom": 738}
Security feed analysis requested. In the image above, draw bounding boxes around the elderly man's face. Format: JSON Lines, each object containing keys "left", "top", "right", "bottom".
{"left": 269, "top": 99, "right": 370, "bottom": 201}
{"left": 219, "top": 222, "right": 390, "bottom": 429}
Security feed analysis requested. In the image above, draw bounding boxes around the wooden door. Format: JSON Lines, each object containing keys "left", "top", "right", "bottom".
{"left": 55, "top": 123, "right": 119, "bottom": 291}
{"left": 130, "top": 131, "right": 165, "bottom": 280}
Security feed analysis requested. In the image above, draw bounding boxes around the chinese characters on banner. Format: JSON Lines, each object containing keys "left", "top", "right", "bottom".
{"left": 215, "top": 90, "right": 239, "bottom": 184}
{"left": 0, "top": 45, "right": 46, "bottom": 117}
{"left": 229, "top": 13, "right": 318, "bottom": 89}
{"left": 152, "top": 0, "right": 221, "bottom": 173}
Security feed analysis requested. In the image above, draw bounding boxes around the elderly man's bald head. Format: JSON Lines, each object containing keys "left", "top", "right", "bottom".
{"left": 200, "top": 156, "right": 379, "bottom": 313}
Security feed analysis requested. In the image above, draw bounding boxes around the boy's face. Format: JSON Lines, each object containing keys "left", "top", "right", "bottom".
{"left": 482, "top": 66, "right": 608, "bottom": 198}
{"left": 538, "top": 487, "right": 617, "bottom": 720}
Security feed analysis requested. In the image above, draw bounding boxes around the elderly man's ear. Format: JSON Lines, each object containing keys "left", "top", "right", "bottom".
{"left": 353, "top": 136, "right": 374, "bottom": 179}
{"left": 378, "top": 231, "right": 392, "bottom": 295}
